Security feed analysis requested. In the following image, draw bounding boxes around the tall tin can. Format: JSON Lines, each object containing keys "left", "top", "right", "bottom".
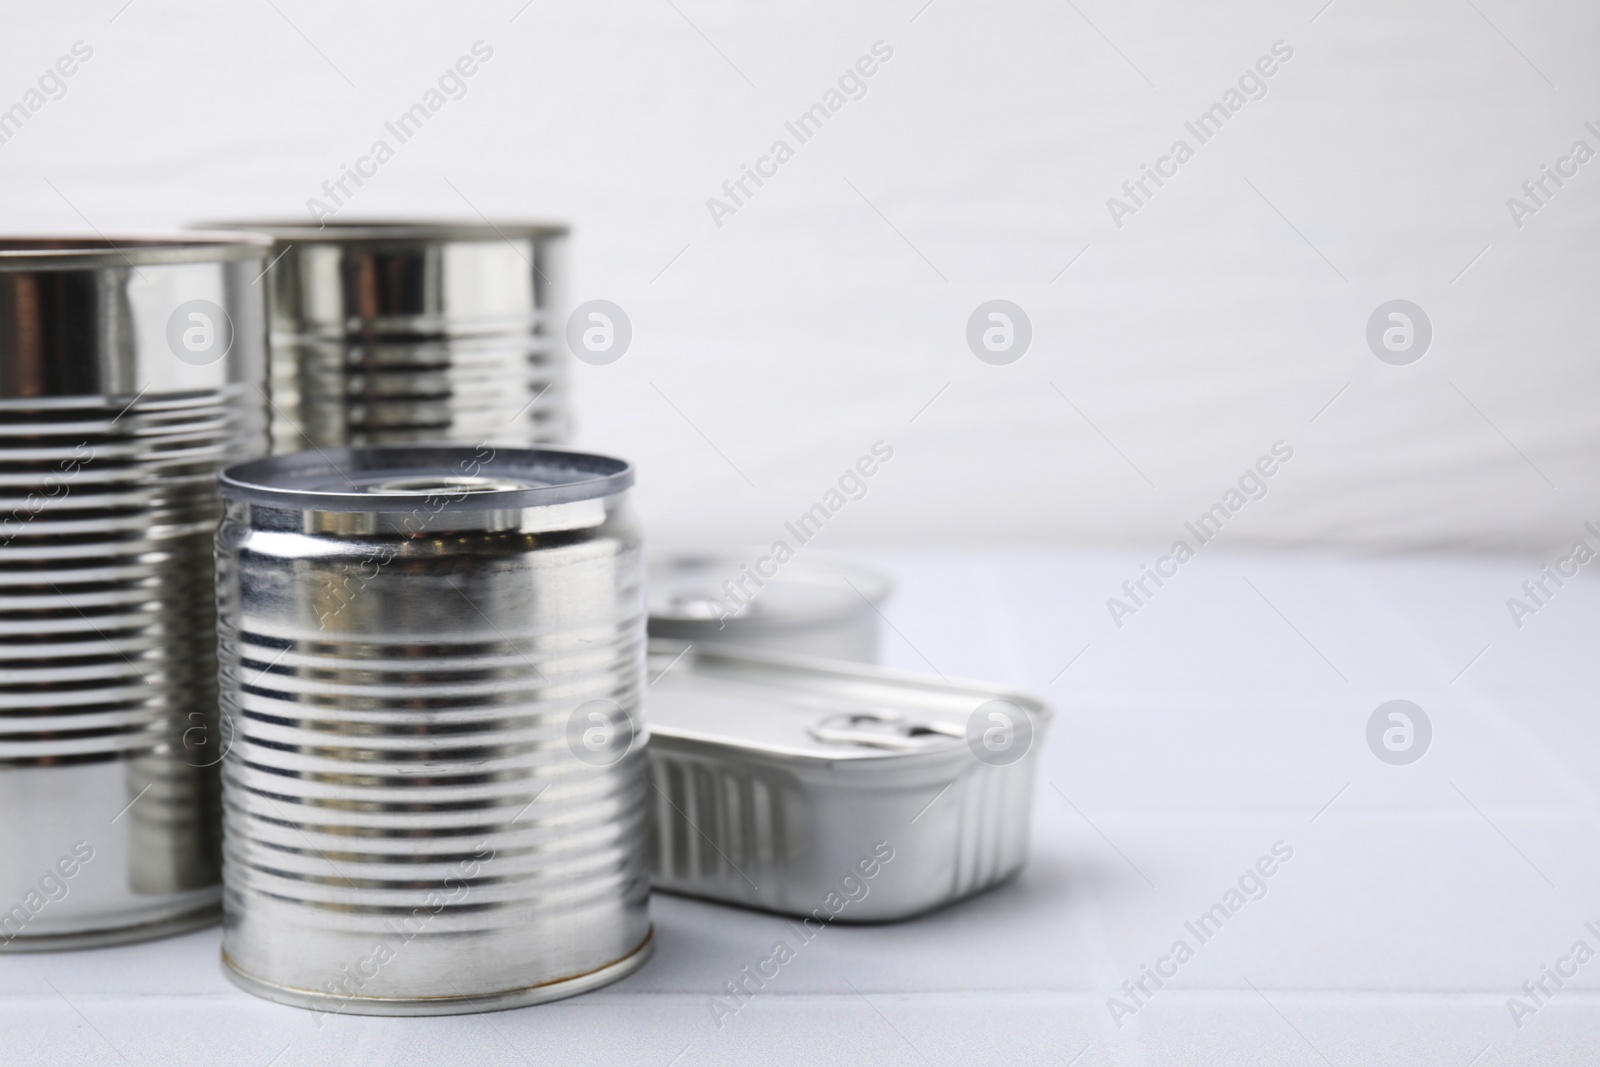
{"left": 215, "top": 445, "right": 651, "bottom": 1014}
{"left": 0, "top": 234, "right": 270, "bottom": 950}
{"left": 202, "top": 220, "right": 569, "bottom": 453}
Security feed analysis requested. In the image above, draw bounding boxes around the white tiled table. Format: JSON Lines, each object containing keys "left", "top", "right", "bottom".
{"left": 4, "top": 550, "right": 1597, "bottom": 1066}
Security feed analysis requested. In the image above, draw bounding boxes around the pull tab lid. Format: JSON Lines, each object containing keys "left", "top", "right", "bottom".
{"left": 807, "top": 712, "right": 963, "bottom": 752}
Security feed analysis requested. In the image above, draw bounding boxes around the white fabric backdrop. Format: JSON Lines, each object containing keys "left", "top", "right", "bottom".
{"left": 2, "top": 0, "right": 1595, "bottom": 551}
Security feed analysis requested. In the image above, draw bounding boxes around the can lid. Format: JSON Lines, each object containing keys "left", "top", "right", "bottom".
{"left": 0, "top": 233, "right": 271, "bottom": 270}
{"left": 195, "top": 219, "right": 569, "bottom": 243}
{"left": 646, "top": 641, "right": 1051, "bottom": 774}
{"left": 647, "top": 552, "right": 891, "bottom": 636}
{"left": 220, "top": 445, "right": 631, "bottom": 511}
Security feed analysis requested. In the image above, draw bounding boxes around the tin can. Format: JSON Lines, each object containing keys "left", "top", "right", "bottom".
{"left": 0, "top": 234, "right": 270, "bottom": 951}
{"left": 646, "top": 552, "right": 891, "bottom": 663}
{"left": 645, "top": 642, "right": 1050, "bottom": 921}
{"left": 215, "top": 445, "right": 651, "bottom": 1014}
{"left": 202, "top": 220, "right": 569, "bottom": 453}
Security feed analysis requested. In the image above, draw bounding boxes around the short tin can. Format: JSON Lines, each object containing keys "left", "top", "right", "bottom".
{"left": 645, "top": 642, "right": 1050, "bottom": 921}
{"left": 0, "top": 233, "right": 270, "bottom": 951}
{"left": 215, "top": 445, "right": 651, "bottom": 1014}
{"left": 202, "top": 220, "right": 569, "bottom": 453}
{"left": 646, "top": 552, "right": 892, "bottom": 663}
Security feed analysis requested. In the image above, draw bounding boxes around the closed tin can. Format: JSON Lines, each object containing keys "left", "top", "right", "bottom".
{"left": 203, "top": 220, "right": 569, "bottom": 453}
{"left": 216, "top": 445, "right": 651, "bottom": 1014}
{"left": 0, "top": 234, "right": 270, "bottom": 950}
{"left": 647, "top": 552, "right": 892, "bottom": 662}
{"left": 645, "top": 642, "right": 1050, "bottom": 921}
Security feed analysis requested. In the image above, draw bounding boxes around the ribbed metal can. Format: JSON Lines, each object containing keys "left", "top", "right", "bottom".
{"left": 201, "top": 220, "right": 569, "bottom": 453}
{"left": 0, "top": 234, "right": 270, "bottom": 951}
{"left": 215, "top": 445, "right": 651, "bottom": 1015}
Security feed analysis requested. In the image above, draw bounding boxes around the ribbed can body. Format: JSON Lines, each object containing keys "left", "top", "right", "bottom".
{"left": 215, "top": 446, "right": 649, "bottom": 1014}
{"left": 209, "top": 222, "right": 569, "bottom": 453}
{"left": 0, "top": 236, "right": 270, "bottom": 950}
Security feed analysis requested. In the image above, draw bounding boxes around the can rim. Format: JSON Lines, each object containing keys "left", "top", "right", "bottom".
{"left": 220, "top": 445, "right": 632, "bottom": 511}
{"left": 221, "top": 926, "right": 653, "bottom": 1014}
{"left": 0, "top": 233, "right": 272, "bottom": 269}
{"left": 195, "top": 218, "right": 570, "bottom": 243}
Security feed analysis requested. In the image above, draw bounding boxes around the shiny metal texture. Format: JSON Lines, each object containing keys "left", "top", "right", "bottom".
{"left": 645, "top": 642, "right": 1050, "bottom": 922}
{"left": 646, "top": 552, "right": 892, "bottom": 663}
{"left": 0, "top": 234, "right": 270, "bottom": 951}
{"left": 202, "top": 220, "right": 569, "bottom": 453}
{"left": 216, "top": 445, "right": 651, "bottom": 1015}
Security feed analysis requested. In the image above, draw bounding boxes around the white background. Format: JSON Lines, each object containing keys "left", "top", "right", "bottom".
{"left": 1, "top": 0, "right": 1595, "bottom": 552}
{"left": 4, "top": 4, "right": 1600, "bottom": 1064}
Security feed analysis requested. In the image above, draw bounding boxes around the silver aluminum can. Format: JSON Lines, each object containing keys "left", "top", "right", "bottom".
{"left": 646, "top": 642, "right": 1050, "bottom": 921}
{"left": 0, "top": 234, "right": 270, "bottom": 951}
{"left": 216, "top": 445, "right": 651, "bottom": 1015}
{"left": 201, "top": 220, "right": 569, "bottom": 454}
{"left": 646, "top": 552, "right": 891, "bottom": 662}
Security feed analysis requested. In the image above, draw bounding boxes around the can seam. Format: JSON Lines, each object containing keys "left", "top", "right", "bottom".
{"left": 0, "top": 235, "right": 270, "bottom": 269}
{"left": 219, "top": 925, "right": 654, "bottom": 1015}
{"left": 0, "top": 901, "right": 220, "bottom": 953}
{"left": 197, "top": 220, "right": 570, "bottom": 243}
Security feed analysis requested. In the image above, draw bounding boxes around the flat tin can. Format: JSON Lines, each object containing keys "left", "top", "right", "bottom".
{"left": 646, "top": 552, "right": 891, "bottom": 663}
{"left": 645, "top": 641, "right": 1049, "bottom": 922}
